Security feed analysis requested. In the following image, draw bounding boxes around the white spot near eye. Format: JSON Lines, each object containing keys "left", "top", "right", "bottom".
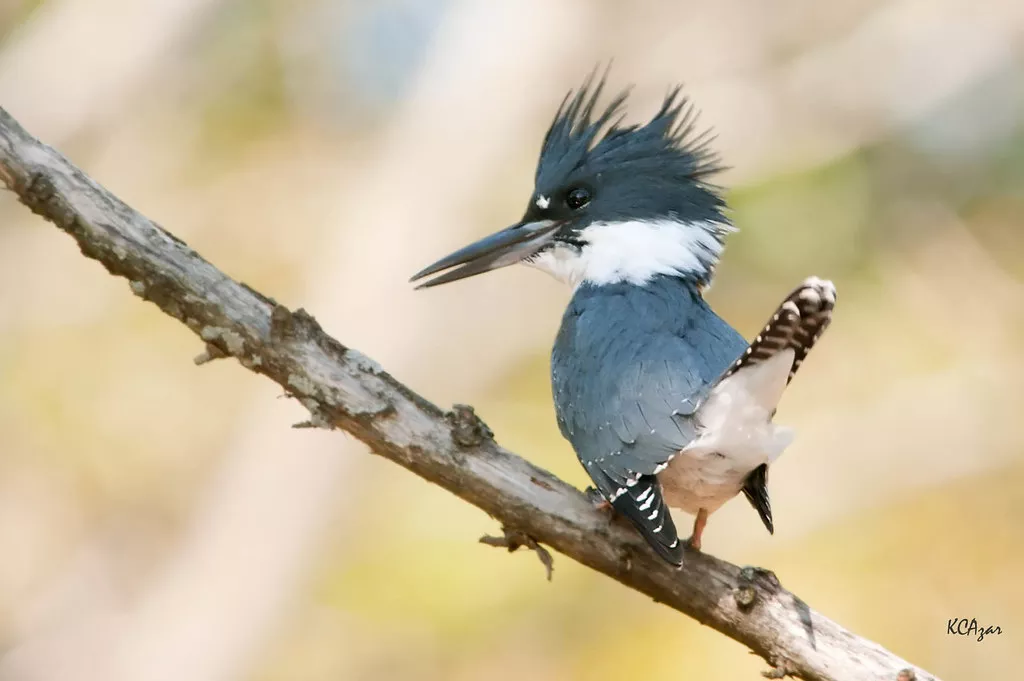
{"left": 536, "top": 195, "right": 550, "bottom": 209}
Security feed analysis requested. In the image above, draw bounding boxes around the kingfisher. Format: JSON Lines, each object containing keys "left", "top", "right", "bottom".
{"left": 410, "top": 74, "right": 836, "bottom": 565}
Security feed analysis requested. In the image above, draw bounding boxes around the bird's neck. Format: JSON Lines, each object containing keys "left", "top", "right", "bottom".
{"left": 526, "top": 218, "right": 732, "bottom": 289}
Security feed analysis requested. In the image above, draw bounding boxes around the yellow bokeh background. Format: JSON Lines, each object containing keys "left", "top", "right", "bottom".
{"left": 1, "top": 1, "right": 1021, "bottom": 679}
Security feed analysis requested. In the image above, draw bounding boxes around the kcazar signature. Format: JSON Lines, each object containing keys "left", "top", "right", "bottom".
{"left": 947, "top": 617, "right": 1002, "bottom": 642}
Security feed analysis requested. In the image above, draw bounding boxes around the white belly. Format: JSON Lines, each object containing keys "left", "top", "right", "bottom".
{"left": 659, "top": 349, "right": 796, "bottom": 515}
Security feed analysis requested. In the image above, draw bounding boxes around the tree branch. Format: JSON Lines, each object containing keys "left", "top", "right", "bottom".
{"left": 0, "top": 107, "right": 940, "bottom": 681}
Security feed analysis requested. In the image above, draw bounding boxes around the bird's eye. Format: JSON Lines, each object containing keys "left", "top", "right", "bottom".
{"left": 565, "top": 187, "right": 591, "bottom": 210}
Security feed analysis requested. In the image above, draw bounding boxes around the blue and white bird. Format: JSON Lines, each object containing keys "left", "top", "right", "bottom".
{"left": 411, "top": 74, "right": 836, "bottom": 565}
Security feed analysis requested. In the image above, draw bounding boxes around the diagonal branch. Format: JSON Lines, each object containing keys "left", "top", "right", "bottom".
{"left": 0, "top": 107, "right": 939, "bottom": 681}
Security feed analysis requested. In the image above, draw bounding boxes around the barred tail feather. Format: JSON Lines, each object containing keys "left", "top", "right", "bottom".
{"left": 725, "top": 276, "right": 836, "bottom": 384}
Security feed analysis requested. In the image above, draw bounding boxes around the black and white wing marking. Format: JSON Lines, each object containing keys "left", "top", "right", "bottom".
{"left": 584, "top": 466, "right": 682, "bottom": 565}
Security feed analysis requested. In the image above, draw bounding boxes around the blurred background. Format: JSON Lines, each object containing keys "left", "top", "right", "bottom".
{"left": 0, "top": 0, "right": 1021, "bottom": 679}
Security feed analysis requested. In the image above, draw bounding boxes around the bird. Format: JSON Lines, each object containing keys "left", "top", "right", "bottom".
{"left": 410, "top": 72, "right": 836, "bottom": 566}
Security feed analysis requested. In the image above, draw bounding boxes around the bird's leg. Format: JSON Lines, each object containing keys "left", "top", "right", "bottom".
{"left": 686, "top": 508, "right": 708, "bottom": 551}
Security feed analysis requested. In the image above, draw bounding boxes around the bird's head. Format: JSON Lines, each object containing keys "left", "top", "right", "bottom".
{"left": 411, "top": 73, "right": 732, "bottom": 290}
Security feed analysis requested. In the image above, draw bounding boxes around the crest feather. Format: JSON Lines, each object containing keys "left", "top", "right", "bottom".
{"left": 536, "top": 70, "right": 725, "bottom": 190}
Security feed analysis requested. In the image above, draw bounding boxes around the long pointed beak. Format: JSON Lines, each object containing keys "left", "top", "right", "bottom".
{"left": 410, "top": 219, "right": 560, "bottom": 289}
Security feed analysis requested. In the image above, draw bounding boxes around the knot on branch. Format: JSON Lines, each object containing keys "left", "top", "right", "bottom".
{"left": 292, "top": 398, "right": 336, "bottom": 430}
{"left": 200, "top": 326, "right": 247, "bottom": 358}
{"left": 270, "top": 305, "right": 351, "bottom": 362}
{"left": 480, "top": 526, "right": 553, "bottom": 581}
{"left": 23, "top": 171, "right": 55, "bottom": 207}
{"left": 270, "top": 304, "right": 297, "bottom": 341}
{"left": 735, "top": 565, "right": 781, "bottom": 612}
{"left": 735, "top": 583, "right": 757, "bottom": 609}
{"left": 761, "top": 659, "right": 799, "bottom": 679}
{"left": 19, "top": 171, "right": 77, "bottom": 232}
{"left": 271, "top": 306, "right": 326, "bottom": 341}
{"left": 447, "top": 404, "right": 493, "bottom": 447}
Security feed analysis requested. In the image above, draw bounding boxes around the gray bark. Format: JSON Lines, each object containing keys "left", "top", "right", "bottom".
{"left": 0, "top": 106, "right": 940, "bottom": 681}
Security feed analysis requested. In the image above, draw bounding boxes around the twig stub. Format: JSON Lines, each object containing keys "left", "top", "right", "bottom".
{"left": 194, "top": 342, "right": 229, "bottom": 365}
{"left": 480, "top": 526, "right": 554, "bottom": 581}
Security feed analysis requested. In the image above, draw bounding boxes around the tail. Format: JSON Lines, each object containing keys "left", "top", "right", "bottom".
{"left": 723, "top": 276, "right": 836, "bottom": 385}
{"left": 728, "top": 276, "right": 836, "bottom": 534}
{"left": 742, "top": 464, "right": 773, "bottom": 534}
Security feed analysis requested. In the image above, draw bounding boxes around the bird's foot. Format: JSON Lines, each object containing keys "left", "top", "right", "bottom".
{"left": 585, "top": 486, "right": 614, "bottom": 513}
{"left": 685, "top": 508, "right": 709, "bottom": 552}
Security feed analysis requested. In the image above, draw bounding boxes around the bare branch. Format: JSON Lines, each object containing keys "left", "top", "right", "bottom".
{"left": 0, "top": 107, "right": 940, "bottom": 681}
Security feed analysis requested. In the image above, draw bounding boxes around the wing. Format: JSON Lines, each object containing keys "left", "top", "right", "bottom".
{"left": 570, "top": 356, "right": 705, "bottom": 565}
{"left": 552, "top": 282, "right": 746, "bottom": 564}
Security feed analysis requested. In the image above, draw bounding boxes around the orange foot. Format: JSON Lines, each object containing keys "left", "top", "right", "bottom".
{"left": 585, "top": 486, "right": 613, "bottom": 512}
{"left": 686, "top": 508, "right": 708, "bottom": 551}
